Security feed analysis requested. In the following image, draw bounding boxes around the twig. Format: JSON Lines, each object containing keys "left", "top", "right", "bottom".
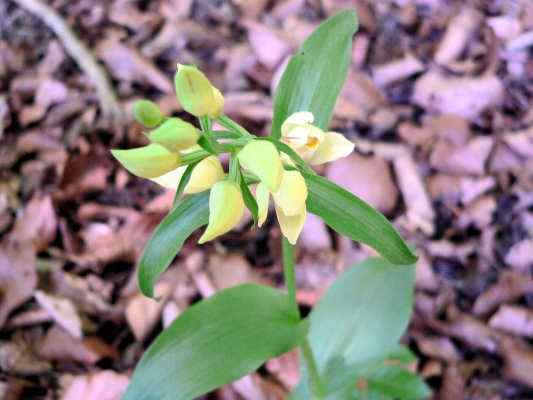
{"left": 12, "top": 0, "right": 123, "bottom": 123}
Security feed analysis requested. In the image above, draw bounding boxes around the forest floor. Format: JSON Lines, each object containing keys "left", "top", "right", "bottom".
{"left": 1, "top": 0, "right": 533, "bottom": 398}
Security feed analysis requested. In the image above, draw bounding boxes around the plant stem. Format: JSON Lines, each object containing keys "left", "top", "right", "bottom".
{"left": 216, "top": 115, "right": 254, "bottom": 137}
{"left": 281, "top": 238, "right": 324, "bottom": 399}
{"left": 282, "top": 238, "right": 299, "bottom": 319}
{"left": 301, "top": 338, "right": 325, "bottom": 400}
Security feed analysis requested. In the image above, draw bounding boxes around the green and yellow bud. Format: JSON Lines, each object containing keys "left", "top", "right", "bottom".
{"left": 174, "top": 64, "right": 224, "bottom": 118}
{"left": 272, "top": 170, "right": 308, "bottom": 217}
{"left": 185, "top": 156, "right": 225, "bottom": 194}
{"left": 199, "top": 180, "right": 244, "bottom": 244}
{"left": 111, "top": 143, "right": 180, "bottom": 179}
{"left": 133, "top": 99, "right": 163, "bottom": 128}
{"left": 147, "top": 118, "right": 200, "bottom": 152}
{"left": 237, "top": 140, "right": 283, "bottom": 193}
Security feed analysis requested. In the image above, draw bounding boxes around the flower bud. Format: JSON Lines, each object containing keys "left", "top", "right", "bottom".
{"left": 174, "top": 64, "right": 224, "bottom": 118}
{"left": 185, "top": 156, "right": 225, "bottom": 194}
{"left": 255, "top": 182, "right": 270, "bottom": 227}
{"left": 272, "top": 170, "right": 308, "bottom": 216}
{"left": 275, "top": 204, "right": 306, "bottom": 245}
{"left": 147, "top": 118, "right": 200, "bottom": 152}
{"left": 111, "top": 143, "right": 180, "bottom": 179}
{"left": 237, "top": 140, "right": 283, "bottom": 193}
{"left": 198, "top": 181, "right": 244, "bottom": 244}
{"left": 133, "top": 99, "right": 163, "bottom": 128}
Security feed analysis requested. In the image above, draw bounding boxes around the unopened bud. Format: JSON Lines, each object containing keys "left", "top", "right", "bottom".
{"left": 148, "top": 118, "right": 200, "bottom": 152}
{"left": 133, "top": 100, "right": 163, "bottom": 128}
{"left": 174, "top": 64, "right": 224, "bottom": 118}
{"left": 198, "top": 181, "right": 244, "bottom": 243}
{"left": 238, "top": 140, "right": 283, "bottom": 193}
{"left": 111, "top": 143, "right": 180, "bottom": 179}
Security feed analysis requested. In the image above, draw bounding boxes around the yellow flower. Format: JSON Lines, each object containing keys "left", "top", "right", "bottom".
{"left": 151, "top": 156, "right": 224, "bottom": 194}
{"left": 174, "top": 64, "right": 224, "bottom": 118}
{"left": 147, "top": 118, "right": 200, "bottom": 153}
{"left": 256, "top": 170, "right": 308, "bottom": 244}
{"left": 237, "top": 140, "right": 283, "bottom": 192}
{"left": 199, "top": 180, "right": 244, "bottom": 243}
{"left": 133, "top": 99, "right": 163, "bottom": 128}
{"left": 281, "top": 111, "right": 354, "bottom": 165}
{"left": 111, "top": 143, "right": 180, "bottom": 179}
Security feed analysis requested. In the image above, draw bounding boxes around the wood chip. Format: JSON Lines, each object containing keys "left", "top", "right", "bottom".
{"left": 490, "top": 305, "right": 533, "bottom": 338}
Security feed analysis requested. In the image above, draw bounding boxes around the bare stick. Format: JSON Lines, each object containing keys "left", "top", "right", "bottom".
{"left": 12, "top": 0, "right": 123, "bottom": 122}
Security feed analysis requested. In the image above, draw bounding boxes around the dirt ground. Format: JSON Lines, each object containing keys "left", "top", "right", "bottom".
{"left": 1, "top": 0, "right": 533, "bottom": 399}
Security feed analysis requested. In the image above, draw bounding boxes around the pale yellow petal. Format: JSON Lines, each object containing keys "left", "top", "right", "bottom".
{"left": 309, "top": 131, "right": 355, "bottom": 165}
{"left": 275, "top": 204, "right": 306, "bottom": 245}
{"left": 185, "top": 156, "right": 225, "bottom": 194}
{"left": 281, "top": 111, "right": 314, "bottom": 133}
{"left": 255, "top": 182, "right": 270, "bottom": 227}
{"left": 238, "top": 140, "right": 283, "bottom": 192}
{"left": 111, "top": 143, "right": 180, "bottom": 179}
{"left": 198, "top": 181, "right": 244, "bottom": 243}
{"left": 150, "top": 166, "right": 186, "bottom": 189}
{"left": 272, "top": 170, "right": 308, "bottom": 216}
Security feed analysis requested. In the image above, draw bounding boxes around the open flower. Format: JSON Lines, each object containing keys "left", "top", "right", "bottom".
{"left": 199, "top": 180, "right": 244, "bottom": 243}
{"left": 281, "top": 111, "right": 354, "bottom": 165}
{"left": 256, "top": 170, "right": 308, "bottom": 244}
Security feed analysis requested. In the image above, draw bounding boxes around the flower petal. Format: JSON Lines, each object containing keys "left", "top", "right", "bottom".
{"left": 275, "top": 204, "right": 306, "bottom": 245}
{"left": 309, "top": 131, "right": 355, "bottom": 165}
{"left": 111, "top": 143, "right": 180, "bottom": 179}
{"left": 238, "top": 140, "right": 283, "bottom": 192}
{"left": 207, "top": 87, "right": 224, "bottom": 118}
{"left": 272, "top": 170, "right": 308, "bottom": 216}
{"left": 185, "top": 156, "right": 225, "bottom": 194}
{"left": 255, "top": 182, "right": 270, "bottom": 227}
{"left": 150, "top": 166, "right": 186, "bottom": 189}
{"left": 198, "top": 181, "right": 244, "bottom": 243}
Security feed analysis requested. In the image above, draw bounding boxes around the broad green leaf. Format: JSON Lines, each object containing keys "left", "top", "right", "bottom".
{"left": 271, "top": 10, "right": 358, "bottom": 139}
{"left": 292, "top": 257, "right": 415, "bottom": 398}
{"left": 304, "top": 172, "right": 417, "bottom": 265}
{"left": 138, "top": 192, "right": 209, "bottom": 297}
{"left": 361, "top": 364, "right": 431, "bottom": 400}
{"left": 123, "top": 284, "right": 308, "bottom": 400}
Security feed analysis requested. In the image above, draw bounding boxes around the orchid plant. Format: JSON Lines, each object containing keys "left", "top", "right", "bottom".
{"left": 114, "top": 10, "right": 429, "bottom": 400}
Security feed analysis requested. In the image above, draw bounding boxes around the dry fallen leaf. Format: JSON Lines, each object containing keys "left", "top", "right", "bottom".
{"left": 0, "top": 241, "right": 37, "bottom": 328}
{"left": 35, "top": 290, "right": 83, "bottom": 338}
{"left": 413, "top": 71, "right": 504, "bottom": 120}
{"left": 327, "top": 153, "right": 398, "bottom": 214}
{"left": 61, "top": 371, "right": 129, "bottom": 400}
{"left": 489, "top": 305, "right": 533, "bottom": 338}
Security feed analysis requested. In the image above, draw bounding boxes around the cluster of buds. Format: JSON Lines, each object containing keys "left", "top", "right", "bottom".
{"left": 112, "top": 64, "right": 354, "bottom": 245}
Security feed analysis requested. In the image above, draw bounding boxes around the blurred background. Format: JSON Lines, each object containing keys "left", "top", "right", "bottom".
{"left": 1, "top": 0, "right": 533, "bottom": 398}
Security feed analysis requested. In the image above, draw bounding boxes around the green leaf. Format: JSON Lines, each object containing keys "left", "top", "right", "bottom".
{"left": 271, "top": 10, "right": 358, "bottom": 139}
{"left": 238, "top": 168, "right": 259, "bottom": 226}
{"left": 362, "top": 364, "right": 431, "bottom": 400}
{"left": 124, "top": 284, "right": 308, "bottom": 400}
{"left": 172, "top": 161, "right": 199, "bottom": 207}
{"left": 292, "top": 257, "right": 416, "bottom": 397}
{"left": 304, "top": 172, "right": 417, "bottom": 265}
{"left": 138, "top": 192, "right": 209, "bottom": 298}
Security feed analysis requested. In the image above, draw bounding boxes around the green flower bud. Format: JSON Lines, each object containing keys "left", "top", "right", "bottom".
{"left": 111, "top": 143, "right": 180, "bottom": 179}
{"left": 237, "top": 140, "right": 283, "bottom": 193}
{"left": 147, "top": 118, "right": 200, "bottom": 152}
{"left": 174, "top": 64, "right": 224, "bottom": 118}
{"left": 133, "top": 100, "right": 163, "bottom": 128}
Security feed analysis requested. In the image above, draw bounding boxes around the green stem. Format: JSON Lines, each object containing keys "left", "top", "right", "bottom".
{"left": 180, "top": 149, "right": 210, "bottom": 164}
{"left": 281, "top": 238, "right": 324, "bottom": 399}
{"left": 229, "top": 155, "right": 240, "bottom": 184}
{"left": 282, "top": 238, "right": 299, "bottom": 318}
{"left": 216, "top": 115, "right": 254, "bottom": 137}
{"left": 301, "top": 339, "right": 325, "bottom": 400}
